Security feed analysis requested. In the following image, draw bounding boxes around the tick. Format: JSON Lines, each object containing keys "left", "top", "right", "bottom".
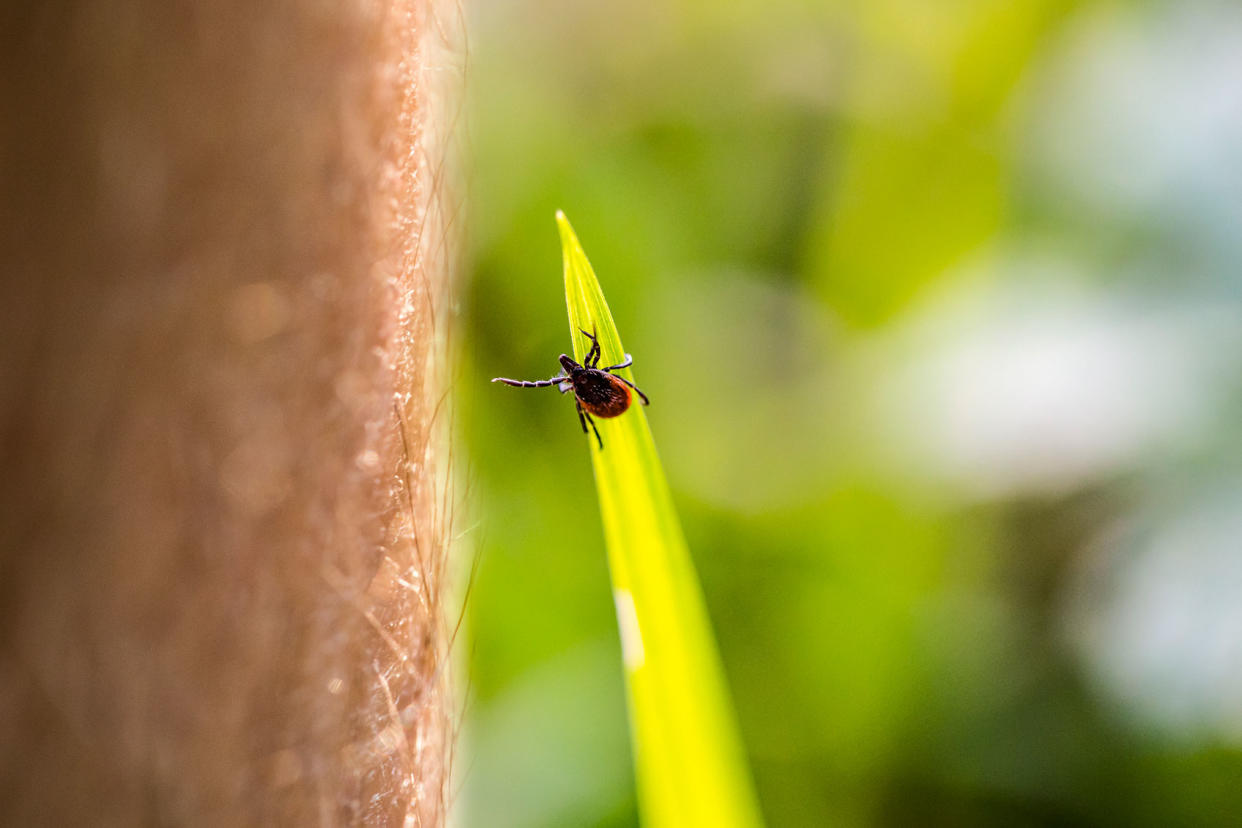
{"left": 492, "top": 327, "right": 650, "bottom": 449}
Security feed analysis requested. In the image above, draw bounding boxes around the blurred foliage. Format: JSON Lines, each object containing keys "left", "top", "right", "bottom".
{"left": 460, "top": 0, "right": 1242, "bottom": 826}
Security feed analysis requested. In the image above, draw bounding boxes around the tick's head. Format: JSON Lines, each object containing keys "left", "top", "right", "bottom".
{"left": 558, "top": 354, "right": 580, "bottom": 374}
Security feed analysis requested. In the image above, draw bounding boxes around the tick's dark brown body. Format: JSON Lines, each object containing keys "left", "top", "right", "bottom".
{"left": 564, "top": 361, "right": 632, "bottom": 418}
{"left": 493, "top": 328, "right": 649, "bottom": 449}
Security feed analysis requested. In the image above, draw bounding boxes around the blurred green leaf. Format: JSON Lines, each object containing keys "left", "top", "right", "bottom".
{"left": 557, "top": 212, "right": 764, "bottom": 827}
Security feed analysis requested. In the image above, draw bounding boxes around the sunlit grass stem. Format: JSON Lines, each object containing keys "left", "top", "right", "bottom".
{"left": 556, "top": 211, "right": 764, "bottom": 827}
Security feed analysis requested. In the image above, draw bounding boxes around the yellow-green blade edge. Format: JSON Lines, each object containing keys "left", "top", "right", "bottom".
{"left": 556, "top": 211, "right": 764, "bottom": 828}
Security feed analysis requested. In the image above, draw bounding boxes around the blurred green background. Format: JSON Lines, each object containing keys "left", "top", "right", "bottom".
{"left": 459, "top": 0, "right": 1242, "bottom": 825}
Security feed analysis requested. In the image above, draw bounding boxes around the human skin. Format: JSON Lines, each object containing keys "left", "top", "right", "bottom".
{"left": 0, "top": 2, "right": 457, "bottom": 824}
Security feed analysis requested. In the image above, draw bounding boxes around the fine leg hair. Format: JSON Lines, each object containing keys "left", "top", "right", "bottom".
{"left": 492, "top": 375, "right": 567, "bottom": 389}
{"left": 576, "top": 400, "right": 603, "bottom": 449}
{"left": 579, "top": 327, "right": 601, "bottom": 368}
{"left": 612, "top": 374, "right": 649, "bottom": 405}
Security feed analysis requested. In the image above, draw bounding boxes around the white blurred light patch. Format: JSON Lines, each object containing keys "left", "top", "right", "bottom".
{"left": 1064, "top": 491, "right": 1242, "bottom": 745}
{"left": 865, "top": 270, "right": 1241, "bottom": 498}
{"left": 1025, "top": 2, "right": 1242, "bottom": 248}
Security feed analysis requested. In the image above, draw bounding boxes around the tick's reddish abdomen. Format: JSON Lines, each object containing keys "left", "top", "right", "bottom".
{"left": 573, "top": 369, "right": 631, "bottom": 418}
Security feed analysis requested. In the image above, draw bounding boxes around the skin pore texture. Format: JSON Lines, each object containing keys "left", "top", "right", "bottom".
{"left": 0, "top": 1, "right": 460, "bottom": 824}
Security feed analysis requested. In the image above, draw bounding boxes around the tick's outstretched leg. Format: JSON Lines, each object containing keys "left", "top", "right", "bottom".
{"left": 579, "top": 327, "right": 601, "bottom": 368}
{"left": 612, "top": 374, "right": 649, "bottom": 405}
{"left": 492, "top": 375, "right": 567, "bottom": 388}
{"left": 576, "top": 400, "right": 603, "bottom": 449}
{"left": 602, "top": 355, "right": 633, "bottom": 371}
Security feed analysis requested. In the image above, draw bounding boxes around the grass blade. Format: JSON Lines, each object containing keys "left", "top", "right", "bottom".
{"left": 556, "top": 211, "right": 764, "bottom": 827}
